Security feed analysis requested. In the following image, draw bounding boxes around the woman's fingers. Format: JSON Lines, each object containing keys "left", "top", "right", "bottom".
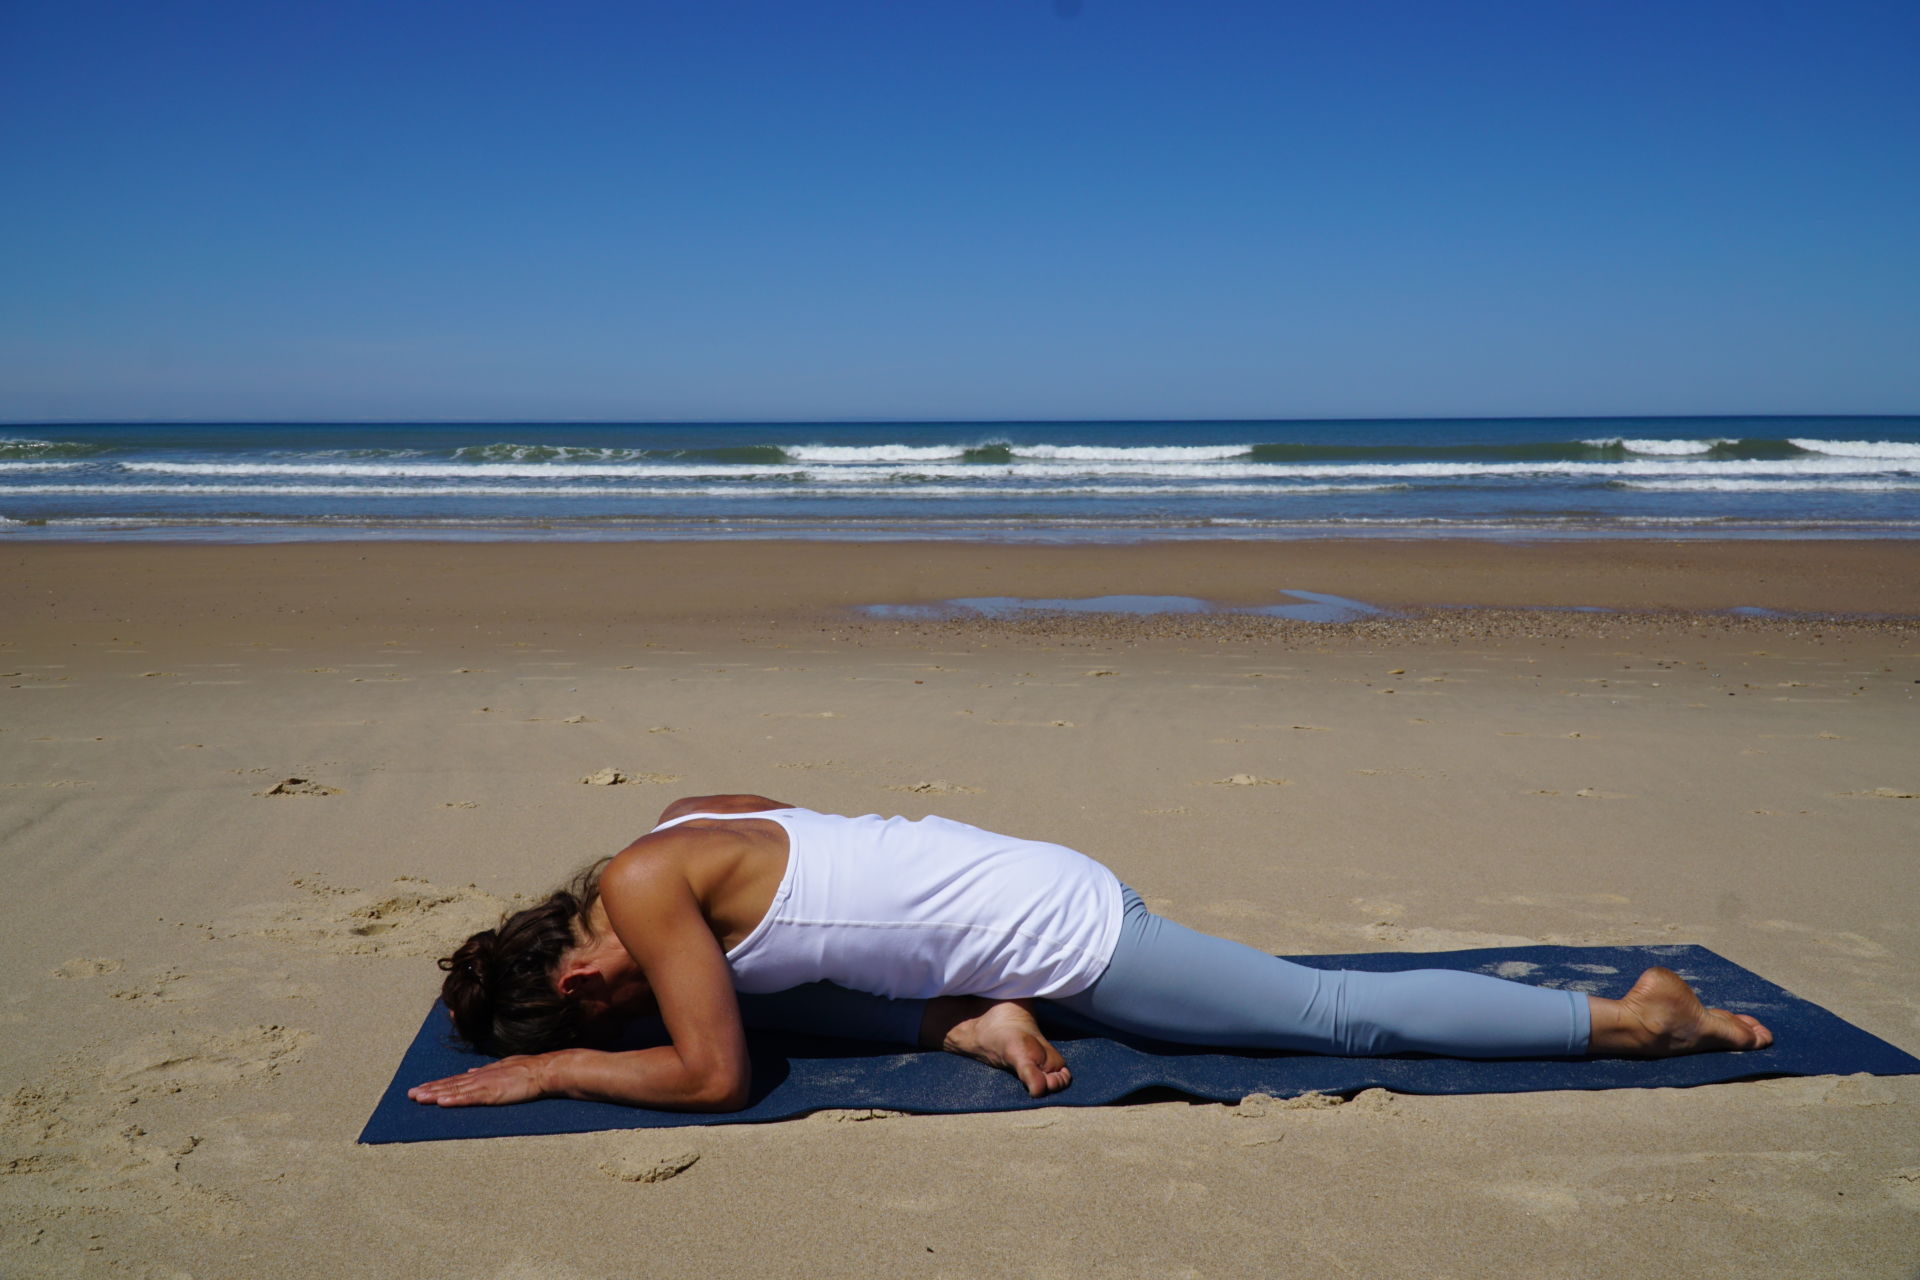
{"left": 408, "top": 1061, "right": 543, "bottom": 1107}
{"left": 407, "top": 1073, "right": 485, "bottom": 1105}
{"left": 412, "top": 1079, "right": 502, "bottom": 1106}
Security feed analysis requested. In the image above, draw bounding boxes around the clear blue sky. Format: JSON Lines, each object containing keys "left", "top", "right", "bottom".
{"left": 2, "top": 0, "right": 1916, "bottom": 422}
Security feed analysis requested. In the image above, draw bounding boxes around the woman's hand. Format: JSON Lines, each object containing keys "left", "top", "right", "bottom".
{"left": 408, "top": 1055, "right": 551, "bottom": 1107}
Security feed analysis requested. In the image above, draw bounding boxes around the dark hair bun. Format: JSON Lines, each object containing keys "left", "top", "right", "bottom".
{"left": 438, "top": 929, "right": 499, "bottom": 1028}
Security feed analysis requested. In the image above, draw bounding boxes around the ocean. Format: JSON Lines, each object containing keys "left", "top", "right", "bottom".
{"left": 4, "top": 416, "right": 1918, "bottom": 542}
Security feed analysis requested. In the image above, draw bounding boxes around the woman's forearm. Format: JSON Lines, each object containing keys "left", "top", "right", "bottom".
{"left": 538, "top": 1045, "right": 750, "bottom": 1111}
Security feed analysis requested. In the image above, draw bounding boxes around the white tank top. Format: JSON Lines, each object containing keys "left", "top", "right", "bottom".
{"left": 651, "top": 807, "right": 1123, "bottom": 1000}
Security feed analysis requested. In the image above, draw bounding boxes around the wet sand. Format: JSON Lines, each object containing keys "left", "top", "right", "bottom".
{"left": 3, "top": 540, "right": 1917, "bottom": 1278}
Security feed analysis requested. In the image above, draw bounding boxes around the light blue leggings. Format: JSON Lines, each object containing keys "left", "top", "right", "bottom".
{"left": 1049, "top": 888, "right": 1591, "bottom": 1057}
{"left": 740, "top": 889, "right": 1590, "bottom": 1058}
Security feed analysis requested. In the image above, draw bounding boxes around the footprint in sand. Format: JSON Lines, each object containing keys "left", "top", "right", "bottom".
{"left": 1205, "top": 774, "right": 1289, "bottom": 787}
{"left": 108, "top": 965, "right": 225, "bottom": 1005}
{"left": 886, "top": 780, "right": 982, "bottom": 795}
{"left": 1233, "top": 1091, "right": 1344, "bottom": 1119}
{"left": 805, "top": 1108, "right": 909, "bottom": 1124}
{"left": 598, "top": 1149, "right": 701, "bottom": 1183}
{"left": 215, "top": 875, "right": 522, "bottom": 958}
{"left": 580, "top": 769, "right": 682, "bottom": 786}
{"left": 1834, "top": 787, "right": 1917, "bottom": 800}
{"left": 102, "top": 1024, "right": 310, "bottom": 1094}
{"left": 256, "top": 777, "right": 341, "bottom": 797}
{"left": 51, "top": 957, "right": 123, "bottom": 979}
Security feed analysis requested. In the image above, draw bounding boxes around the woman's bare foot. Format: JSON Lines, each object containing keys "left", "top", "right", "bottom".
{"left": 921, "top": 997, "right": 1071, "bottom": 1096}
{"left": 1587, "top": 967, "right": 1775, "bottom": 1057}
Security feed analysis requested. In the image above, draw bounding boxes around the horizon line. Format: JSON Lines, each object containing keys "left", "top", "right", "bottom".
{"left": 4, "top": 411, "right": 1916, "bottom": 429}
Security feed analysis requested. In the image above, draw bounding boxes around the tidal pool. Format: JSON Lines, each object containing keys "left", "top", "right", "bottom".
{"left": 857, "top": 589, "right": 1393, "bottom": 623}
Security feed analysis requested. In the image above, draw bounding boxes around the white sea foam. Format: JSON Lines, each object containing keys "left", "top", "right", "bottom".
{"left": 1617, "top": 478, "right": 1920, "bottom": 493}
{"left": 783, "top": 442, "right": 1254, "bottom": 463}
{"left": 0, "top": 461, "right": 86, "bottom": 471}
{"left": 934, "top": 458, "right": 1920, "bottom": 481}
{"left": 0, "top": 438, "right": 91, "bottom": 452}
{"left": 1787, "top": 438, "right": 1920, "bottom": 459}
{"left": 785, "top": 444, "right": 979, "bottom": 462}
{"left": 450, "top": 443, "right": 651, "bottom": 462}
{"left": 1014, "top": 443, "right": 1252, "bottom": 461}
{"left": 1581, "top": 437, "right": 1734, "bottom": 454}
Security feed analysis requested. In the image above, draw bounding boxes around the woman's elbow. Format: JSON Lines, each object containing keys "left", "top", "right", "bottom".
{"left": 685, "top": 1070, "right": 751, "bottom": 1112}
{"left": 676, "top": 1054, "right": 750, "bottom": 1111}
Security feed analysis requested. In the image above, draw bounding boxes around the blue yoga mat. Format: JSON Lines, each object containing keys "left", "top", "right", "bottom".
{"left": 359, "top": 944, "right": 1919, "bottom": 1144}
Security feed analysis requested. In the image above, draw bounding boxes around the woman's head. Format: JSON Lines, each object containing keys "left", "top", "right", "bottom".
{"left": 438, "top": 859, "right": 610, "bottom": 1056}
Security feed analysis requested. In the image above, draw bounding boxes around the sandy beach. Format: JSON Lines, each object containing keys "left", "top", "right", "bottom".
{"left": 3, "top": 539, "right": 1917, "bottom": 1279}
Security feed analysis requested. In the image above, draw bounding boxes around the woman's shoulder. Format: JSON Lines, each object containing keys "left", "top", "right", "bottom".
{"left": 653, "top": 793, "right": 797, "bottom": 825}
{"left": 603, "top": 822, "right": 745, "bottom": 894}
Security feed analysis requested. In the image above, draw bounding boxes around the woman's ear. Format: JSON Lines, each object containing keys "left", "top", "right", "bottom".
{"left": 554, "top": 956, "right": 601, "bottom": 1002}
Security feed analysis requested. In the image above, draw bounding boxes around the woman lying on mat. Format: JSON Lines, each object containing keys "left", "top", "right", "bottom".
{"left": 409, "top": 794, "right": 1772, "bottom": 1111}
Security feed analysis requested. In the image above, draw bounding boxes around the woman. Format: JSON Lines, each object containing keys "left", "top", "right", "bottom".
{"left": 409, "top": 794, "right": 1772, "bottom": 1112}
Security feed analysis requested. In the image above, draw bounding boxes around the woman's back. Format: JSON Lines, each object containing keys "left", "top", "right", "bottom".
{"left": 659, "top": 807, "right": 1123, "bottom": 1001}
